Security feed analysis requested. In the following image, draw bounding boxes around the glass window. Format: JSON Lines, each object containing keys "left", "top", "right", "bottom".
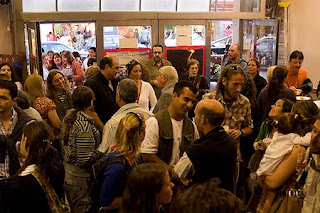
{"left": 58, "top": 0, "right": 99, "bottom": 11}
{"left": 23, "top": 0, "right": 56, "bottom": 12}
{"left": 103, "top": 26, "right": 151, "bottom": 50}
{"left": 178, "top": 0, "right": 210, "bottom": 12}
{"left": 210, "top": 0, "right": 260, "bottom": 12}
{"left": 141, "top": 0, "right": 176, "bottom": 11}
{"left": 164, "top": 25, "right": 205, "bottom": 47}
{"left": 101, "top": 0, "right": 139, "bottom": 11}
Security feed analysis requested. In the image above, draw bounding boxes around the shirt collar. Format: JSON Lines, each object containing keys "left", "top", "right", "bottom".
{"left": 216, "top": 92, "right": 245, "bottom": 105}
{"left": 152, "top": 58, "right": 164, "bottom": 67}
{"left": 161, "top": 83, "right": 175, "bottom": 93}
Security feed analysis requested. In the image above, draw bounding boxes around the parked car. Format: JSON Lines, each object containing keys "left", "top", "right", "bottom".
{"left": 41, "top": 41, "right": 88, "bottom": 59}
{"left": 85, "top": 35, "right": 147, "bottom": 50}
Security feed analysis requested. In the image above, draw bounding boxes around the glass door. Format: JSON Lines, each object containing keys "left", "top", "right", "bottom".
{"left": 25, "top": 22, "right": 41, "bottom": 75}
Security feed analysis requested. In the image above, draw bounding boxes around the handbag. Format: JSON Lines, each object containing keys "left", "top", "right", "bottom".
{"left": 31, "top": 170, "right": 71, "bottom": 213}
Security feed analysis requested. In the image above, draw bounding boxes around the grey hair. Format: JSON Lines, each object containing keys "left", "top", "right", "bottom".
{"left": 159, "top": 66, "right": 178, "bottom": 83}
{"left": 117, "top": 78, "right": 138, "bottom": 104}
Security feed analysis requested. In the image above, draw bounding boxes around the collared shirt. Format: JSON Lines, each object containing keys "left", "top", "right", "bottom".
{"left": 99, "top": 103, "right": 153, "bottom": 152}
{"left": 285, "top": 67, "right": 308, "bottom": 89}
{"left": 203, "top": 91, "right": 253, "bottom": 133}
{"left": 0, "top": 108, "right": 18, "bottom": 179}
{"left": 144, "top": 58, "right": 172, "bottom": 81}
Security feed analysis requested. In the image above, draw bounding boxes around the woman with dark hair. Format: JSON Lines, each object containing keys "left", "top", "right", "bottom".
{"left": 121, "top": 163, "right": 174, "bottom": 213}
{"left": 83, "top": 47, "right": 97, "bottom": 71}
{"left": 60, "top": 50, "right": 84, "bottom": 86}
{"left": 46, "top": 70, "right": 73, "bottom": 120}
{"left": 100, "top": 112, "right": 146, "bottom": 212}
{"left": 61, "top": 86, "right": 101, "bottom": 213}
{"left": 7, "top": 121, "right": 65, "bottom": 212}
{"left": 258, "top": 65, "right": 296, "bottom": 122}
{"left": 0, "top": 62, "right": 23, "bottom": 90}
{"left": 49, "top": 53, "right": 62, "bottom": 70}
{"left": 126, "top": 59, "right": 157, "bottom": 111}
{"left": 247, "top": 58, "right": 267, "bottom": 97}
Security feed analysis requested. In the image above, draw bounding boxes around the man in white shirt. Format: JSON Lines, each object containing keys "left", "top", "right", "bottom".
{"left": 141, "top": 80, "right": 199, "bottom": 175}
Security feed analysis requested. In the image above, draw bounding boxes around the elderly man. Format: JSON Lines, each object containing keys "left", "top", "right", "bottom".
{"left": 141, "top": 80, "right": 199, "bottom": 175}
{"left": 302, "top": 117, "right": 320, "bottom": 213}
{"left": 153, "top": 66, "right": 178, "bottom": 113}
{"left": 174, "top": 99, "right": 237, "bottom": 192}
{"left": 98, "top": 78, "right": 153, "bottom": 152}
{"left": 145, "top": 44, "right": 172, "bottom": 98}
{"left": 225, "top": 44, "right": 248, "bottom": 72}
{"left": 85, "top": 56, "right": 120, "bottom": 124}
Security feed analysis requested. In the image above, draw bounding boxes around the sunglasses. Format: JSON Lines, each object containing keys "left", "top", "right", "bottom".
{"left": 127, "top": 112, "right": 143, "bottom": 128}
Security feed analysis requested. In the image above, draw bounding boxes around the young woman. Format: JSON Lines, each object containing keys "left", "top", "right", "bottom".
{"left": 258, "top": 65, "right": 296, "bottom": 122}
{"left": 121, "top": 163, "right": 174, "bottom": 213}
{"left": 61, "top": 86, "right": 101, "bottom": 213}
{"left": 46, "top": 70, "right": 73, "bottom": 121}
{"left": 24, "top": 74, "right": 61, "bottom": 137}
{"left": 126, "top": 60, "right": 157, "bottom": 112}
{"left": 60, "top": 50, "right": 84, "bottom": 86}
{"left": 247, "top": 59, "right": 267, "bottom": 97}
{"left": 0, "top": 62, "right": 23, "bottom": 90}
{"left": 49, "top": 53, "right": 62, "bottom": 70}
{"left": 7, "top": 121, "right": 64, "bottom": 213}
{"left": 100, "top": 112, "right": 146, "bottom": 212}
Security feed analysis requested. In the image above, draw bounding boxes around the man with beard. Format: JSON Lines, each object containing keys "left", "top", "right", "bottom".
{"left": 225, "top": 44, "right": 248, "bottom": 72}
{"left": 141, "top": 80, "right": 199, "bottom": 176}
{"left": 301, "top": 116, "right": 320, "bottom": 213}
{"left": 145, "top": 44, "right": 172, "bottom": 98}
{"left": 203, "top": 64, "right": 253, "bottom": 193}
{"left": 285, "top": 50, "right": 313, "bottom": 95}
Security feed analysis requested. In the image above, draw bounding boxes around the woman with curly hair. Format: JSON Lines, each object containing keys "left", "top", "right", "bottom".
{"left": 100, "top": 112, "right": 146, "bottom": 212}
{"left": 46, "top": 70, "right": 73, "bottom": 120}
{"left": 121, "top": 163, "right": 174, "bottom": 213}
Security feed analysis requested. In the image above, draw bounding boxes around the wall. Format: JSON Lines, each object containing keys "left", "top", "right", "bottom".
{"left": 285, "top": 0, "right": 320, "bottom": 88}
{"left": 0, "top": 4, "right": 13, "bottom": 54}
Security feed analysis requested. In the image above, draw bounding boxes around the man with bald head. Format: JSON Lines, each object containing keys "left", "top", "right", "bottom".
{"left": 174, "top": 99, "right": 237, "bottom": 192}
{"left": 153, "top": 66, "right": 179, "bottom": 113}
{"left": 225, "top": 44, "right": 248, "bottom": 72}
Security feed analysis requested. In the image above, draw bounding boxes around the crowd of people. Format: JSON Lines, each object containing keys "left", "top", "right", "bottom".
{"left": 0, "top": 42, "right": 320, "bottom": 213}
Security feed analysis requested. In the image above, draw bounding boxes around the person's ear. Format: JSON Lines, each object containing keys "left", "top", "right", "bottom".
{"left": 12, "top": 97, "right": 17, "bottom": 107}
{"left": 172, "top": 92, "right": 177, "bottom": 99}
{"left": 222, "top": 77, "right": 227, "bottom": 87}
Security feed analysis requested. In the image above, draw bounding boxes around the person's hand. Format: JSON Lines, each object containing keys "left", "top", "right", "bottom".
{"left": 167, "top": 165, "right": 174, "bottom": 176}
{"left": 237, "top": 148, "right": 243, "bottom": 163}
{"left": 256, "top": 140, "right": 267, "bottom": 151}
{"left": 227, "top": 129, "right": 242, "bottom": 139}
{"left": 180, "top": 178, "right": 192, "bottom": 186}
{"left": 171, "top": 169, "right": 178, "bottom": 180}
{"left": 290, "top": 86, "right": 302, "bottom": 95}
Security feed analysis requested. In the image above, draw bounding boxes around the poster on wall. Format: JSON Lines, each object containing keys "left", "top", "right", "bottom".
{"left": 165, "top": 46, "right": 205, "bottom": 78}
{"left": 104, "top": 48, "right": 152, "bottom": 76}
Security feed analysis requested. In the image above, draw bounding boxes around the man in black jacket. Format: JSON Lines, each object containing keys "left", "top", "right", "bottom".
{"left": 174, "top": 99, "right": 237, "bottom": 192}
{"left": 0, "top": 80, "right": 33, "bottom": 212}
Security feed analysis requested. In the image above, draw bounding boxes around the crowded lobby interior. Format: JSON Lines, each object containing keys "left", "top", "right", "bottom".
{"left": 1, "top": 0, "right": 320, "bottom": 212}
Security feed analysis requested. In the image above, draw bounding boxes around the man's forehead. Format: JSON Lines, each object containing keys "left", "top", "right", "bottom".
{"left": 153, "top": 47, "right": 162, "bottom": 52}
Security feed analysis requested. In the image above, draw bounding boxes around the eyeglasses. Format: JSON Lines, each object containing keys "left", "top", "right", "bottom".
{"left": 127, "top": 112, "right": 143, "bottom": 128}
{"left": 153, "top": 51, "right": 162, "bottom": 54}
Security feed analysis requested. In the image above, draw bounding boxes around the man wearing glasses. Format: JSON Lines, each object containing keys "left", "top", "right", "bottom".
{"left": 145, "top": 44, "right": 172, "bottom": 98}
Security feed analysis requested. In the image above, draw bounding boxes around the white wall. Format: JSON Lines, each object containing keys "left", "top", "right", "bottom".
{"left": 286, "top": 0, "right": 320, "bottom": 88}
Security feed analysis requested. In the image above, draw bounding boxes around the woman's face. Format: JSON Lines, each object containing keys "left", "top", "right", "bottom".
{"left": 248, "top": 60, "right": 259, "bottom": 76}
{"left": 61, "top": 55, "right": 69, "bottom": 65}
{"left": 53, "top": 55, "right": 62, "bottom": 66}
{"left": 89, "top": 49, "right": 96, "bottom": 58}
{"left": 189, "top": 63, "right": 199, "bottom": 78}
{"left": 0, "top": 65, "right": 12, "bottom": 78}
{"left": 157, "top": 171, "right": 174, "bottom": 205}
{"left": 129, "top": 64, "right": 142, "bottom": 82}
{"left": 268, "top": 99, "right": 284, "bottom": 119}
{"left": 52, "top": 73, "right": 65, "bottom": 91}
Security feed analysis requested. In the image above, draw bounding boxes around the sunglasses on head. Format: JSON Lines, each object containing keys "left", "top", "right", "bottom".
{"left": 127, "top": 112, "right": 143, "bottom": 128}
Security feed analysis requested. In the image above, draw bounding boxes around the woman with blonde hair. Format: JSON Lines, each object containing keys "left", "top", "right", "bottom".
{"left": 24, "top": 74, "right": 61, "bottom": 135}
{"left": 46, "top": 70, "right": 73, "bottom": 120}
{"left": 60, "top": 50, "right": 84, "bottom": 86}
{"left": 100, "top": 112, "right": 146, "bottom": 212}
